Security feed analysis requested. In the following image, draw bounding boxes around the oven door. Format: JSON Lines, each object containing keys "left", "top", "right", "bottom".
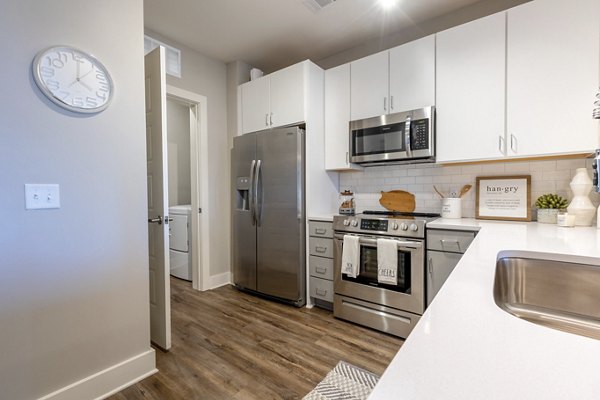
{"left": 333, "top": 233, "right": 425, "bottom": 315}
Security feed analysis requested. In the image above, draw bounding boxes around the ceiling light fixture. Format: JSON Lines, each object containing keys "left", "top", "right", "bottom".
{"left": 379, "top": 0, "right": 398, "bottom": 10}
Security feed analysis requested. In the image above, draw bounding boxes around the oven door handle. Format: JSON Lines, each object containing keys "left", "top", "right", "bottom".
{"left": 333, "top": 234, "right": 422, "bottom": 249}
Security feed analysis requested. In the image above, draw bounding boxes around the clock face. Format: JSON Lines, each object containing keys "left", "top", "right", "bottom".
{"left": 32, "top": 46, "right": 113, "bottom": 113}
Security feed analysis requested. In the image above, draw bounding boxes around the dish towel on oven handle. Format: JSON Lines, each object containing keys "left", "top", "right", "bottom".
{"left": 341, "top": 235, "right": 360, "bottom": 278}
{"left": 377, "top": 238, "right": 398, "bottom": 285}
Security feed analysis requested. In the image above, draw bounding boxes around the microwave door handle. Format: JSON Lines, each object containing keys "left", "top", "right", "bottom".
{"left": 404, "top": 116, "right": 412, "bottom": 157}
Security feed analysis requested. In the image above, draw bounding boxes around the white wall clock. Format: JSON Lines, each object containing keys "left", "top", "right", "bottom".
{"left": 32, "top": 46, "right": 114, "bottom": 113}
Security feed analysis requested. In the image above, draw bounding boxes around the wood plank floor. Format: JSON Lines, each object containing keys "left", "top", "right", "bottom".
{"left": 109, "top": 277, "right": 403, "bottom": 400}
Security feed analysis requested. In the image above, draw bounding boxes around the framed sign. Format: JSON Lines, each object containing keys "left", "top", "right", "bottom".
{"left": 476, "top": 175, "right": 531, "bottom": 221}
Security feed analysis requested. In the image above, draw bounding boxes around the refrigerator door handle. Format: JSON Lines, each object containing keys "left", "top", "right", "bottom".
{"left": 254, "top": 159, "right": 262, "bottom": 226}
{"left": 249, "top": 159, "right": 256, "bottom": 225}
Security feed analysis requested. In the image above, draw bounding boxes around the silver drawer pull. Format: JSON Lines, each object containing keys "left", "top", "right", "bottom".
{"left": 315, "top": 266, "right": 327, "bottom": 274}
{"left": 315, "top": 246, "right": 327, "bottom": 253}
{"left": 315, "top": 228, "right": 327, "bottom": 234}
{"left": 316, "top": 288, "right": 327, "bottom": 296}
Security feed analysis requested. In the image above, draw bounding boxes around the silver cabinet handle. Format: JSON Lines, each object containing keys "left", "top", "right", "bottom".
{"left": 315, "top": 266, "right": 327, "bottom": 274}
{"left": 315, "top": 246, "right": 327, "bottom": 253}
{"left": 428, "top": 257, "right": 433, "bottom": 277}
{"left": 265, "top": 114, "right": 269, "bottom": 126}
{"left": 270, "top": 112, "right": 273, "bottom": 126}
{"left": 404, "top": 116, "right": 412, "bottom": 158}
{"left": 315, "top": 228, "right": 327, "bottom": 234}
{"left": 148, "top": 216, "right": 162, "bottom": 225}
{"left": 390, "top": 95, "right": 394, "bottom": 110}
{"left": 383, "top": 97, "right": 387, "bottom": 112}
{"left": 440, "top": 239, "right": 461, "bottom": 252}
{"left": 166, "top": 217, "right": 173, "bottom": 224}
{"left": 498, "top": 135, "right": 505, "bottom": 154}
{"left": 510, "top": 134, "right": 517, "bottom": 153}
{"left": 316, "top": 288, "right": 327, "bottom": 296}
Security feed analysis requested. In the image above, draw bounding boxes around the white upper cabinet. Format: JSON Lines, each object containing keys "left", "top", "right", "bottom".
{"left": 506, "top": 0, "right": 600, "bottom": 157}
{"left": 436, "top": 13, "right": 507, "bottom": 163}
{"left": 269, "top": 62, "right": 305, "bottom": 129}
{"left": 240, "top": 61, "right": 307, "bottom": 134}
{"left": 325, "top": 64, "right": 361, "bottom": 171}
{"left": 241, "top": 76, "right": 270, "bottom": 134}
{"left": 389, "top": 35, "right": 436, "bottom": 112}
{"left": 350, "top": 51, "right": 389, "bottom": 121}
{"left": 350, "top": 36, "right": 436, "bottom": 122}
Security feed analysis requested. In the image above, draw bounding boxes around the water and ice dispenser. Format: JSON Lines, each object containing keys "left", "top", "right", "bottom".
{"left": 235, "top": 176, "right": 251, "bottom": 211}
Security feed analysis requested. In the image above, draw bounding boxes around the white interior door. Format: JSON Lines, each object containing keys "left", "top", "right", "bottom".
{"left": 145, "top": 46, "right": 171, "bottom": 350}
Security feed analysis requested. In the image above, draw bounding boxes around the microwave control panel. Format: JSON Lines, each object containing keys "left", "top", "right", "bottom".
{"left": 411, "top": 119, "right": 429, "bottom": 150}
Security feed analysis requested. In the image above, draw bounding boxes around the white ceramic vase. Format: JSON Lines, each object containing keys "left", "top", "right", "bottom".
{"left": 567, "top": 168, "right": 596, "bottom": 226}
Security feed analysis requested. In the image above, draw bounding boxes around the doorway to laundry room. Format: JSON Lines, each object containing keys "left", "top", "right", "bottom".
{"left": 166, "top": 97, "right": 193, "bottom": 284}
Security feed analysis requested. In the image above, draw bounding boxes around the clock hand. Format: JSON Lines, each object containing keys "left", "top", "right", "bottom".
{"left": 77, "top": 79, "right": 93, "bottom": 91}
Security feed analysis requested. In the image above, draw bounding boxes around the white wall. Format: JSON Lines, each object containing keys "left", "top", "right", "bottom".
{"left": 145, "top": 29, "right": 230, "bottom": 277}
{"left": 167, "top": 98, "right": 192, "bottom": 206}
{"left": 0, "top": 1, "right": 154, "bottom": 399}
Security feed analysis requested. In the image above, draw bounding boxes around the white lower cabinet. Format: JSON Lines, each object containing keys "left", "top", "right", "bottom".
{"left": 308, "top": 220, "right": 334, "bottom": 309}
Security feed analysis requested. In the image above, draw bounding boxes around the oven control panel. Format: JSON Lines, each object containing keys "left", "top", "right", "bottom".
{"left": 360, "top": 219, "right": 388, "bottom": 231}
{"left": 334, "top": 216, "right": 427, "bottom": 239}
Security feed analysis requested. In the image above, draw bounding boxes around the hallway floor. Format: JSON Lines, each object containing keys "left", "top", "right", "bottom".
{"left": 109, "top": 277, "right": 403, "bottom": 400}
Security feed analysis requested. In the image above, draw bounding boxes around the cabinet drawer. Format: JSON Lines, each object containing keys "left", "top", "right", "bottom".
{"left": 308, "top": 221, "right": 333, "bottom": 238}
{"left": 426, "top": 229, "right": 476, "bottom": 253}
{"left": 309, "top": 237, "right": 333, "bottom": 258}
{"left": 309, "top": 256, "right": 334, "bottom": 280}
{"left": 310, "top": 277, "right": 334, "bottom": 302}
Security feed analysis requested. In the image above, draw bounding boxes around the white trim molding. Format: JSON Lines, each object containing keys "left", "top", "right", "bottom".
{"left": 209, "top": 272, "right": 232, "bottom": 289}
{"left": 37, "top": 349, "right": 156, "bottom": 400}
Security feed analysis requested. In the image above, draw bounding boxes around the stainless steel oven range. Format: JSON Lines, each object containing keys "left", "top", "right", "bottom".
{"left": 332, "top": 211, "right": 440, "bottom": 338}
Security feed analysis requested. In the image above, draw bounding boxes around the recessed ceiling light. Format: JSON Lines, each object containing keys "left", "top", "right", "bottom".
{"left": 379, "top": 0, "right": 398, "bottom": 10}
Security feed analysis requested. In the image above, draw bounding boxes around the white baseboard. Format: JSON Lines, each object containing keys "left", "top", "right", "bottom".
{"left": 38, "top": 349, "right": 157, "bottom": 400}
{"left": 208, "top": 271, "right": 231, "bottom": 289}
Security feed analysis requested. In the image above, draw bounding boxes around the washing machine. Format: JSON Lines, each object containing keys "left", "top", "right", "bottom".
{"left": 169, "top": 204, "right": 192, "bottom": 281}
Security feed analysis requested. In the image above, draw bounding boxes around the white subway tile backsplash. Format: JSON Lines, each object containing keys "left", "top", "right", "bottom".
{"left": 340, "top": 157, "right": 597, "bottom": 218}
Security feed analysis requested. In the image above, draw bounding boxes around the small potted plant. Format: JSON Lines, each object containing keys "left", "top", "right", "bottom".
{"left": 535, "top": 193, "right": 568, "bottom": 223}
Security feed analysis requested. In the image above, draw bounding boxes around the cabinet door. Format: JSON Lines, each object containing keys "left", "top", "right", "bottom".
{"left": 325, "top": 64, "right": 360, "bottom": 170}
{"left": 389, "top": 35, "right": 435, "bottom": 112}
{"left": 426, "top": 251, "right": 462, "bottom": 306}
{"left": 241, "top": 76, "right": 270, "bottom": 134}
{"left": 270, "top": 62, "right": 305, "bottom": 128}
{"left": 350, "top": 51, "right": 389, "bottom": 121}
{"left": 436, "top": 13, "right": 507, "bottom": 163}
{"left": 507, "top": 0, "right": 600, "bottom": 157}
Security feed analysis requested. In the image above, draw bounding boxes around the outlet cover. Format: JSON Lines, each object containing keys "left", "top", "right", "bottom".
{"left": 25, "top": 184, "right": 60, "bottom": 210}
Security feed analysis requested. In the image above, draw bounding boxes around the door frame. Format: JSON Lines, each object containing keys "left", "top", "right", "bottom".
{"left": 166, "top": 85, "right": 210, "bottom": 291}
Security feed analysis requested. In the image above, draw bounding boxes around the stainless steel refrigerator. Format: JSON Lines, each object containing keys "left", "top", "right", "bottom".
{"left": 232, "top": 126, "right": 306, "bottom": 307}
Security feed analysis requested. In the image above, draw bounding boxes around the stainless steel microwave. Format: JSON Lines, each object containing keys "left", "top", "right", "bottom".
{"left": 349, "top": 106, "right": 435, "bottom": 165}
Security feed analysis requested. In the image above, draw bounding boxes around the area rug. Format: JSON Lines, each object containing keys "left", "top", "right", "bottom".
{"left": 303, "top": 361, "right": 380, "bottom": 400}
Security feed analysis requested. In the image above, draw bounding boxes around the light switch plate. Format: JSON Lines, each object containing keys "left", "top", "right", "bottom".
{"left": 25, "top": 184, "right": 60, "bottom": 210}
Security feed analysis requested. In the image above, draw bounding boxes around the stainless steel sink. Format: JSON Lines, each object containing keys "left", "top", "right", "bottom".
{"left": 494, "top": 253, "right": 600, "bottom": 341}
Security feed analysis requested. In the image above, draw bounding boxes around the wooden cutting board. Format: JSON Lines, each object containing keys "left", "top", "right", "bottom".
{"left": 379, "top": 190, "right": 416, "bottom": 212}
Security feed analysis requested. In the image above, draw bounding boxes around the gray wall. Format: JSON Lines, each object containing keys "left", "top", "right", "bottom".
{"left": 317, "top": 0, "right": 531, "bottom": 69}
{"left": 145, "top": 29, "right": 230, "bottom": 277}
{"left": 167, "top": 98, "right": 192, "bottom": 206}
{"left": 0, "top": 1, "right": 151, "bottom": 399}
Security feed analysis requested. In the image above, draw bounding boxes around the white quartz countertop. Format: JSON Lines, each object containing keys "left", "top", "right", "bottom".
{"left": 370, "top": 219, "right": 600, "bottom": 400}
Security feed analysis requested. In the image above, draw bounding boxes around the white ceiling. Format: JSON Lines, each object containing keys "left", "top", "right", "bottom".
{"left": 144, "top": 0, "right": 484, "bottom": 71}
